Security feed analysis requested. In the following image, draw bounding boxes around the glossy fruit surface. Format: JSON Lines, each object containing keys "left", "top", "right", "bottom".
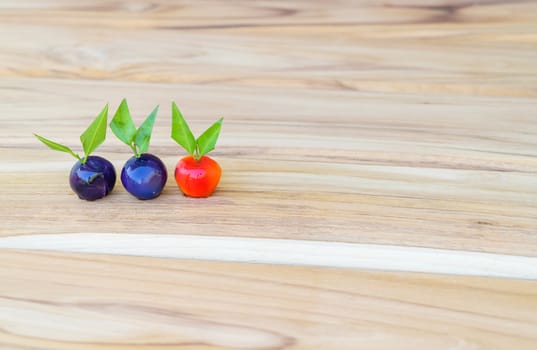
{"left": 174, "top": 155, "right": 221, "bottom": 197}
{"left": 69, "top": 155, "right": 116, "bottom": 201}
{"left": 121, "top": 153, "right": 167, "bottom": 200}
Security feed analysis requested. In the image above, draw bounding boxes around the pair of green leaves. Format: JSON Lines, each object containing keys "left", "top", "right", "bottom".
{"left": 34, "top": 103, "right": 109, "bottom": 164}
{"left": 171, "top": 101, "right": 223, "bottom": 160}
{"left": 110, "top": 99, "right": 157, "bottom": 157}
{"left": 35, "top": 100, "right": 222, "bottom": 163}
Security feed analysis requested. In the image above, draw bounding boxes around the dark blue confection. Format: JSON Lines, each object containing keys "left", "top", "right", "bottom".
{"left": 121, "top": 153, "right": 167, "bottom": 200}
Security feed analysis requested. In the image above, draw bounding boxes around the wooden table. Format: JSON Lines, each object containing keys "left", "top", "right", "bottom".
{"left": 1, "top": 1, "right": 536, "bottom": 349}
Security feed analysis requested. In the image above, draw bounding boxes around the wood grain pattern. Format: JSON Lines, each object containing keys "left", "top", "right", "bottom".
{"left": 1, "top": 250, "right": 537, "bottom": 350}
{"left": 1, "top": 1, "right": 537, "bottom": 348}
{"left": 1, "top": 0, "right": 536, "bottom": 256}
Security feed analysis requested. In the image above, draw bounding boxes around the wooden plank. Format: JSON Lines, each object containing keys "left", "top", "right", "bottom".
{"left": 1, "top": 250, "right": 536, "bottom": 350}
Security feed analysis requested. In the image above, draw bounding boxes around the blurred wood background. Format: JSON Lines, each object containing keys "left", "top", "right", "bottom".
{"left": 1, "top": 0, "right": 536, "bottom": 349}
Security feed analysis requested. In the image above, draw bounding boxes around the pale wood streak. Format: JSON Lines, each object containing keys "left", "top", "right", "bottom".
{"left": 1, "top": 233, "right": 536, "bottom": 279}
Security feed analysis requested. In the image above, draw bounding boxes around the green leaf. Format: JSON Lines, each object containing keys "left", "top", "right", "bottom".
{"left": 80, "top": 103, "right": 108, "bottom": 162}
{"left": 34, "top": 133, "right": 81, "bottom": 161}
{"left": 171, "top": 101, "right": 196, "bottom": 155}
{"left": 196, "top": 118, "right": 223, "bottom": 157}
{"left": 134, "top": 105, "right": 158, "bottom": 155}
{"left": 110, "top": 99, "right": 137, "bottom": 146}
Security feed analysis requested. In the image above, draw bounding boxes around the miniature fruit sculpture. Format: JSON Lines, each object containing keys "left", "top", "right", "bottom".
{"left": 170, "top": 101, "right": 223, "bottom": 197}
{"left": 34, "top": 104, "right": 116, "bottom": 201}
{"left": 110, "top": 99, "right": 167, "bottom": 200}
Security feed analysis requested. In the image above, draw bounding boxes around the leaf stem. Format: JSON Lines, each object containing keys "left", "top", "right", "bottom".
{"left": 193, "top": 144, "right": 200, "bottom": 161}
{"left": 130, "top": 143, "right": 140, "bottom": 158}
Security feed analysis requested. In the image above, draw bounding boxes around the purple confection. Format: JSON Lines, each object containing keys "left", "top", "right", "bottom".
{"left": 69, "top": 156, "right": 116, "bottom": 201}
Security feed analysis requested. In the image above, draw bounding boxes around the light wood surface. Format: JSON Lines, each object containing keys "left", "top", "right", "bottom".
{"left": 1, "top": 250, "right": 537, "bottom": 350}
{"left": 1, "top": 0, "right": 537, "bottom": 349}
